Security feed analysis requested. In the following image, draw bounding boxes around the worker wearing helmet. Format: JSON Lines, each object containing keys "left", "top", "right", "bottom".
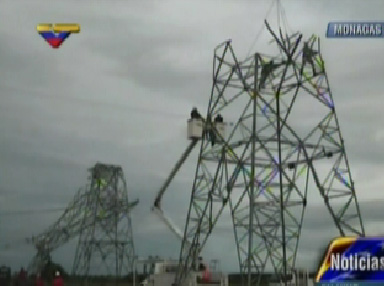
{"left": 52, "top": 271, "right": 63, "bottom": 286}
{"left": 190, "top": 107, "right": 201, "bottom": 119}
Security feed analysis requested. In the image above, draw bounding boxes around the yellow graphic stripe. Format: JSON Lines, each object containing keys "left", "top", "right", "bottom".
{"left": 36, "top": 24, "right": 53, "bottom": 32}
{"left": 315, "top": 237, "right": 356, "bottom": 282}
{"left": 36, "top": 23, "right": 80, "bottom": 33}
{"left": 53, "top": 23, "right": 80, "bottom": 33}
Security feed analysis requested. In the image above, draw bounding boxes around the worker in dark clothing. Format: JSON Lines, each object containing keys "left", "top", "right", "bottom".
{"left": 214, "top": 114, "right": 223, "bottom": 123}
{"left": 18, "top": 268, "right": 27, "bottom": 286}
{"left": 190, "top": 107, "right": 201, "bottom": 119}
{"left": 259, "top": 60, "right": 279, "bottom": 89}
{"left": 198, "top": 256, "right": 206, "bottom": 271}
{"left": 208, "top": 114, "right": 224, "bottom": 146}
{"left": 302, "top": 42, "right": 318, "bottom": 76}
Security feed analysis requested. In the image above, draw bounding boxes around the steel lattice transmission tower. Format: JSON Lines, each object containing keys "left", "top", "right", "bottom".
{"left": 176, "top": 21, "right": 365, "bottom": 286}
{"left": 28, "top": 163, "right": 138, "bottom": 279}
{"left": 72, "top": 163, "right": 137, "bottom": 279}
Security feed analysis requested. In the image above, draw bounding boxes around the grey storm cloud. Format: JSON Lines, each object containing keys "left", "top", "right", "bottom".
{"left": 1, "top": 0, "right": 384, "bottom": 274}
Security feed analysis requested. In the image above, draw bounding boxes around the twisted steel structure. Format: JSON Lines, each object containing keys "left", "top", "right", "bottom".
{"left": 29, "top": 163, "right": 138, "bottom": 282}
{"left": 176, "top": 21, "right": 365, "bottom": 286}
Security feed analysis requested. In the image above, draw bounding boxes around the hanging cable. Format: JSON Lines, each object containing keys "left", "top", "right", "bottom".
{"left": 281, "top": 4, "right": 293, "bottom": 35}
{"left": 245, "top": 0, "right": 276, "bottom": 58}
{"left": 0, "top": 207, "right": 66, "bottom": 216}
{"left": 277, "top": 0, "right": 281, "bottom": 29}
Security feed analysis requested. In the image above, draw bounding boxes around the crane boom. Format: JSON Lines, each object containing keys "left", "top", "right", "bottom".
{"left": 152, "top": 139, "right": 198, "bottom": 244}
{"left": 154, "top": 139, "right": 198, "bottom": 208}
{"left": 152, "top": 208, "right": 187, "bottom": 244}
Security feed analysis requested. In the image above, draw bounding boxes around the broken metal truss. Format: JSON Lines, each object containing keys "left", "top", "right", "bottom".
{"left": 28, "top": 163, "right": 138, "bottom": 281}
{"left": 73, "top": 163, "right": 137, "bottom": 279}
{"left": 176, "top": 21, "right": 365, "bottom": 286}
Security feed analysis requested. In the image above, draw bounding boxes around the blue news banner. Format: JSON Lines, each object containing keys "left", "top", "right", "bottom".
{"left": 315, "top": 237, "right": 384, "bottom": 286}
{"left": 326, "top": 22, "right": 384, "bottom": 38}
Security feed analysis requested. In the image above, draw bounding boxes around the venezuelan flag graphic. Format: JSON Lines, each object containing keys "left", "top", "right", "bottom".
{"left": 37, "top": 23, "right": 80, "bottom": 49}
{"left": 39, "top": 31, "right": 70, "bottom": 48}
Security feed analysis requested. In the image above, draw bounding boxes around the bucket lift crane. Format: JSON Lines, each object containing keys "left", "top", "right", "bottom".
{"left": 150, "top": 109, "right": 228, "bottom": 286}
{"left": 151, "top": 108, "right": 203, "bottom": 245}
{"left": 152, "top": 108, "right": 226, "bottom": 247}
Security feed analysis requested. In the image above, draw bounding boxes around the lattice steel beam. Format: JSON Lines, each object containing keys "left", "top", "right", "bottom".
{"left": 28, "top": 163, "right": 137, "bottom": 281}
{"left": 72, "top": 163, "right": 137, "bottom": 282}
{"left": 176, "top": 22, "right": 364, "bottom": 286}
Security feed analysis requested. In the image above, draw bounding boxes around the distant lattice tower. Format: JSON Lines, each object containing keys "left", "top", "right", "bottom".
{"left": 176, "top": 21, "right": 365, "bottom": 286}
{"left": 72, "top": 163, "right": 137, "bottom": 281}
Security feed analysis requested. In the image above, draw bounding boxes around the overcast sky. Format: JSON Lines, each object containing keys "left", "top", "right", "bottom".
{"left": 1, "top": 0, "right": 384, "bottom": 275}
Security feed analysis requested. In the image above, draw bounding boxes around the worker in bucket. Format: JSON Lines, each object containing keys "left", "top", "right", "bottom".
{"left": 190, "top": 107, "right": 201, "bottom": 119}
{"left": 52, "top": 272, "right": 63, "bottom": 286}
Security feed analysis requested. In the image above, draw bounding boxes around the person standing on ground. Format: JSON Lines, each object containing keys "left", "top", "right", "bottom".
{"left": 18, "top": 268, "right": 27, "bottom": 286}
{"left": 34, "top": 273, "right": 43, "bottom": 286}
{"left": 52, "top": 272, "right": 63, "bottom": 286}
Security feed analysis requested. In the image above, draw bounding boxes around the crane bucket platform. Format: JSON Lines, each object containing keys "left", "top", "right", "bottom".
{"left": 151, "top": 108, "right": 228, "bottom": 286}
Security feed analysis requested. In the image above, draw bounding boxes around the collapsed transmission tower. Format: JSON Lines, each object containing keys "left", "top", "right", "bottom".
{"left": 73, "top": 163, "right": 137, "bottom": 278}
{"left": 28, "top": 163, "right": 138, "bottom": 281}
{"left": 176, "top": 21, "right": 365, "bottom": 286}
